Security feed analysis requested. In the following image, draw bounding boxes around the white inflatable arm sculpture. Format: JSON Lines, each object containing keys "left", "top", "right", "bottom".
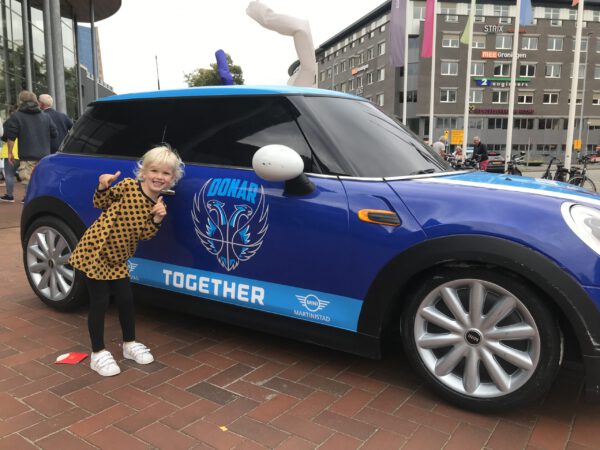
{"left": 246, "top": 1, "right": 317, "bottom": 87}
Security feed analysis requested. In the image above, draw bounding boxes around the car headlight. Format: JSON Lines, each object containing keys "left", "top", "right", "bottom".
{"left": 561, "top": 202, "right": 600, "bottom": 256}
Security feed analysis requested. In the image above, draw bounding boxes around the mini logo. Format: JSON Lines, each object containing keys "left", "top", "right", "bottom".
{"left": 296, "top": 294, "right": 329, "bottom": 313}
{"left": 465, "top": 330, "right": 482, "bottom": 346}
{"left": 192, "top": 178, "right": 269, "bottom": 272}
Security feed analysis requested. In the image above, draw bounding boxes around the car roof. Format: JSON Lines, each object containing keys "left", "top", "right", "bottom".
{"left": 96, "top": 85, "right": 364, "bottom": 103}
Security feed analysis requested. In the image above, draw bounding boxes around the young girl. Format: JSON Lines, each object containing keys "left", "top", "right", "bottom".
{"left": 69, "top": 145, "right": 184, "bottom": 376}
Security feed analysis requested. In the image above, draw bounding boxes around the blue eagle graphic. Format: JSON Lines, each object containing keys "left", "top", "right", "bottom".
{"left": 191, "top": 179, "right": 269, "bottom": 271}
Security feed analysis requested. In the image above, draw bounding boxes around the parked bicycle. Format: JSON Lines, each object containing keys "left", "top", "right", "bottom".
{"left": 505, "top": 151, "right": 526, "bottom": 176}
{"left": 568, "top": 155, "right": 597, "bottom": 192}
{"left": 541, "top": 157, "right": 570, "bottom": 182}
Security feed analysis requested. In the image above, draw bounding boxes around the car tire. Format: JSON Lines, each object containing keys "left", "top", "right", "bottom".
{"left": 23, "top": 216, "right": 87, "bottom": 311}
{"left": 401, "top": 266, "right": 561, "bottom": 412}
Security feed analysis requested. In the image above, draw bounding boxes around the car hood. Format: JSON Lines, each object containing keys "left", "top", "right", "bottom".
{"left": 387, "top": 171, "right": 600, "bottom": 207}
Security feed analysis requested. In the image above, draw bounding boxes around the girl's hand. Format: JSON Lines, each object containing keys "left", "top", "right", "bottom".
{"left": 151, "top": 197, "right": 167, "bottom": 223}
{"left": 98, "top": 171, "right": 121, "bottom": 190}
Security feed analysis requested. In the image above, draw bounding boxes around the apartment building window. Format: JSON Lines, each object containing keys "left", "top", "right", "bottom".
{"left": 441, "top": 6, "right": 458, "bottom": 22}
{"left": 340, "top": 60, "right": 346, "bottom": 72}
{"left": 494, "top": 62, "right": 511, "bottom": 76}
{"left": 568, "top": 9, "right": 577, "bottom": 21}
{"left": 470, "top": 89, "right": 483, "bottom": 103}
{"left": 399, "top": 90, "right": 418, "bottom": 103}
{"left": 441, "top": 61, "right": 458, "bottom": 76}
{"left": 469, "top": 118, "right": 484, "bottom": 129}
{"left": 472, "top": 35, "right": 486, "bottom": 49}
{"left": 570, "top": 63, "right": 586, "bottom": 79}
{"left": 357, "top": 52, "right": 364, "bottom": 64}
{"left": 514, "top": 118, "right": 534, "bottom": 129}
{"left": 568, "top": 93, "right": 583, "bottom": 104}
{"left": 369, "top": 31, "right": 375, "bottom": 39}
{"left": 545, "top": 63, "right": 561, "bottom": 78}
{"left": 573, "top": 38, "right": 588, "bottom": 52}
{"left": 494, "top": 5, "right": 510, "bottom": 23}
{"left": 356, "top": 75, "right": 363, "bottom": 87}
{"left": 522, "top": 36, "right": 538, "bottom": 50}
{"left": 376, "top": 93, "right": 384, "bottom": 107}
{"left": 595, "top": 65, "right": 600, "bottom": 79}
{"left": 367, "top": 72, "right": 374, "bottom": 84}
{"left": 442, "top": 34, "right": 459, "bottom": 48}
{"left": 377, "top": 67, "right": 385, "bottom": 81}
{"left": 593, "top": 10, "right": 600, "bottom": 22}
{"left": 348, "top": 79, "right": 354, "bottom": 90}
{"left": 340, "top": 82, "right": 347, "bottom": 93}
{"left": 547, "top": 37, "right": 563, "bottom": 51}
{"left": 377, "top": 41, "right": 386, "bottom": 56}
{"left": 593, "top": 93, "right": 600, "bottom": 105}
{"left": 467, "top": 3, "right": 485, "bottom": 22}
{"left": 545, "top": 8, "right": 561, "bottom": 26}
{"left": 496, "top": 35, "right": 513, "bottom": 50}
{"left": 520, "top": 63, "right": 536, "bottom": 77}
{"left": 437, "top": 117, "right": 463, "bottom": 129}
{"left": 414, "top": 6, "right": 425, "bottom": 20}
{"left": 366, "top": 47, "right": 374, "bottom": 60}
{"left": 320, "top": 71, "right": 325, "bottom": 82}
{"left": 471, "top": 61, "right": 485, "bottom": 76}
{"left": 543, "top": 92, "right": 559, "bottom": 104}
{"left": 518, "top": 92, "right": 534, "bottom": 104}
{"left": 326, "top": 68, "right": 332, "bottom": 79}
{"left": 440, "top": 88, "right": 457, "bottom": 103}
{"left": 539, "top": 118, "right": 560, "bottom": 129}
{"left": 492, "top": 90, "right": 509, "bottom": 104}
{"left": 334, "top": 64, "right": 339, "bottom": 75}
{"left": 488, "top": 118, "right": 508, "bottom": 129}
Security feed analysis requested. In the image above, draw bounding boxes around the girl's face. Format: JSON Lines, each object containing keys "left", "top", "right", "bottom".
{"left": 140, "top": 162, "right": 175, "bottom": 197}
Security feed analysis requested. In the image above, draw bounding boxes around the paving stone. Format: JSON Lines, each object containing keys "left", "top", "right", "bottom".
{"left": 228, "top": 416, "right": 289, "bottom": 448}
{"left": 186, "top": 381, "right": 239, "bottom": 405}
{"left": 263, "top": 377, "right": 315, "bottom": 399}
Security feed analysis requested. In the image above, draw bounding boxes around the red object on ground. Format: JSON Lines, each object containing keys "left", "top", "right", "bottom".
{"left": 55, "top": 352, "right": 88, "bottom": 364}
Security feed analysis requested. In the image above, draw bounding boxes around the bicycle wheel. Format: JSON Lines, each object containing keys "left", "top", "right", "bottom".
{"left": 569, "top": 176, "right": 597, "bottom": 192}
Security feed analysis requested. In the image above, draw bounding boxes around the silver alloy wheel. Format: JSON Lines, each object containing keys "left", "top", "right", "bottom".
{"left": 414, "top": 278, "right": 540, "bottom": 398}
{"left": 26, "top": 225, "right": 74, "bottom": 302}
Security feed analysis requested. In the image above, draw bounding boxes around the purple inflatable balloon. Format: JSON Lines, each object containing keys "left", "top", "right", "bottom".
{"left": 215, "top": 49, "right": 234, "bottom": 85}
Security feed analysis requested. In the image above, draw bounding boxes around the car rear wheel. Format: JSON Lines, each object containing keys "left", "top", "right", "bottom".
{"left": 402, "top": 267, "right": 560, "bottom": 412}
{"left": 23, "top": 216, "right": 87, "bottom": 310}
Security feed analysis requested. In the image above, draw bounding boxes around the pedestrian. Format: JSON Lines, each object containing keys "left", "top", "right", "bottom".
{"left": 0, "top": 105, "right": 20, "bottom": 202}
{"left": 4, "top": 91, "right": 57, "bottom": 199}
{"left": 432, "top": 135, "right": 447, "bottom": 159}
{"left": 472, "top": 136, "right": 489, "bottom": 171}
{"left": 38, "top": 94, "right": 73, "bottom": 153}
{"left": 68, "top": 145, "right": 184, "bottom": 377}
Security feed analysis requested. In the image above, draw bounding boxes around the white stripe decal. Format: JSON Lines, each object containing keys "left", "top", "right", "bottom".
{"left": 413, "top": 178, "right": 600, "bottom": 208}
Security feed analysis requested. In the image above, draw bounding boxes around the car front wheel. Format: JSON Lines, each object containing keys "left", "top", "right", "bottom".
{"left": 402, "top": 267, "right": 561, "bottom": 412}
{"left": 23, "top": 216, "right": 86, "bottom": 310}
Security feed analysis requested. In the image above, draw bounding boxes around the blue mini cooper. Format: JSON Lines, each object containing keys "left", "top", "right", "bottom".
{"left": 21, "top": 86, "right": 600, "bottom": 411}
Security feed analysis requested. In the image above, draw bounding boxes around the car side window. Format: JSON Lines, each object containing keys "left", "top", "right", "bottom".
{"left": 61, "top": 100, "right": 168, "bottom": 158}
{"left": 164, "top": 96, "right": 313, "bottom": 169}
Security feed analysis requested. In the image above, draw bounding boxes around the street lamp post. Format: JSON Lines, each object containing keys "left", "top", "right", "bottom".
{"left": 578, "top": 33, "right": 592, "bottom": 156}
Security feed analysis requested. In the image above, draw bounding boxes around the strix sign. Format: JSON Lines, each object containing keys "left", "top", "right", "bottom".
{"left": 483, "top": 25, "right": 504, "bottom": 33}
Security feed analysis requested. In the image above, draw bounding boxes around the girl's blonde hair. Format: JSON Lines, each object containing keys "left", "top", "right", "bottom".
{"left": 135, "top": 144, "right": 185, "bottom": 186}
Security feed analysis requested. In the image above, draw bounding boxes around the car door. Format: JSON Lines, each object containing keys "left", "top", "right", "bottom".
{"left": 131, "top": 96, "right": 363, "bottom": 332}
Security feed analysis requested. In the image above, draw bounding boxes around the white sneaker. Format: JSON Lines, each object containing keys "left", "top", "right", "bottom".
{"left": 123, "top": 341, "right": 154, "bottom": 364}
{"left": 90, "top": 350, "right": 121, "bottom": 377}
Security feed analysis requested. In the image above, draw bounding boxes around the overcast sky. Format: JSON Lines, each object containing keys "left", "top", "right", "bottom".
{"left": 95, "top": 0, "right": 387, "bottom": 94}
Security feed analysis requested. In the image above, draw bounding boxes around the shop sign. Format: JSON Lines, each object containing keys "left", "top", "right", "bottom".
{"left": 481, "top": 51, "right": 527, "bottom": 59}
{"left": 474, "top": 77, "right": 530, "bottom": 87}
{"left": 351, "top": 64, "right": 369, "bottom": 75}
{"left": 469, "top": 106, "right": 534, "bottom": 115}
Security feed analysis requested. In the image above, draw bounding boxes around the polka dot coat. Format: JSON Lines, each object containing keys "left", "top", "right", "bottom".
{"left": 69, "top": 177, "right": 161, "bottom": 280}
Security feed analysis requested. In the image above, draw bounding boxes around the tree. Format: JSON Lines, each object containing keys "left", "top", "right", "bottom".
{"left": 184, "top": 53, "right": 244, "bottom": 87}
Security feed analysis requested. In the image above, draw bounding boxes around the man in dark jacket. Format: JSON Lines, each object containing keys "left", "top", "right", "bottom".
{"left": 5, "top": 90, "right": 57, "bottom": 188}
{"left": 472, "top": 136, "right": 489, "bottom": 171}
{"left": 39, "top": 94, "right": 73, "bottom": 153}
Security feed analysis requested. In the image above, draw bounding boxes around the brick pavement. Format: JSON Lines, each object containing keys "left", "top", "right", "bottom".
{"left": 1, "top": 182, "right": 599, "bottom": 449}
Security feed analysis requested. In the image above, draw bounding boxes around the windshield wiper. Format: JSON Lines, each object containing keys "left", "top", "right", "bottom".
{"left": 409, "top": 169, "right": 435, "bottom": 175}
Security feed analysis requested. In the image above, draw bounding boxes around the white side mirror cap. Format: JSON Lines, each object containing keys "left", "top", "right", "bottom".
{"left": 252, "top": 145, "right": 304, "bottom": 181}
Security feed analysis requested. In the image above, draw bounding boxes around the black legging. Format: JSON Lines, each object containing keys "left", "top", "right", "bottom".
{"left": 83, "top": 275, "right": 135, "bottom": 352}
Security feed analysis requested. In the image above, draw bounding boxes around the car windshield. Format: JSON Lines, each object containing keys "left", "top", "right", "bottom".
{"left": 303, "top": 96, "right": 451, "bottom": 178}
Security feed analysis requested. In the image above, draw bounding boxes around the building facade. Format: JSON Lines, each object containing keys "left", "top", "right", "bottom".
{"left": 315, "top": 0, "right": 600, "bottom": 161}
{"left": 0, "top": 0, "right": 119, "bottom": 121}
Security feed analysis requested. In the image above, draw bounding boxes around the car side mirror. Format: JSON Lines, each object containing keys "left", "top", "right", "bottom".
{"left": 252, "top": 145, "right": 315, "bottom": 195}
